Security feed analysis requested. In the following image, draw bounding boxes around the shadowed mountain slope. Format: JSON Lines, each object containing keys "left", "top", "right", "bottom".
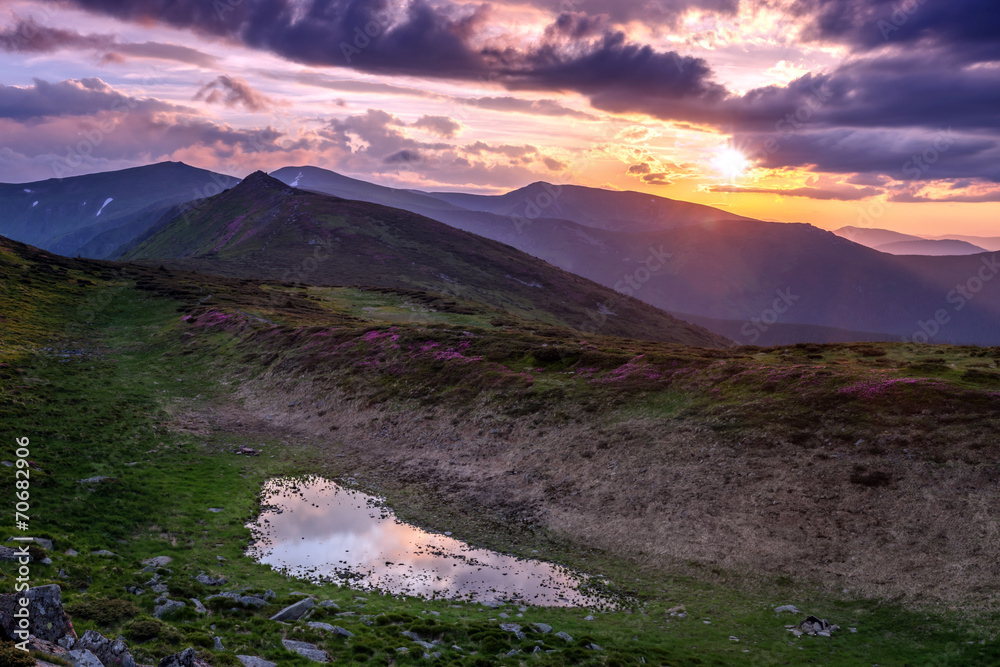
{"left": 120, "top": 171, "right": 729, "bottom": 346}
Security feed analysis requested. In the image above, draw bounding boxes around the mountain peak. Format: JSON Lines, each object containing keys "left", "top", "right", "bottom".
{"left": 232, "top": 170, "right": 292, "bottom": 194}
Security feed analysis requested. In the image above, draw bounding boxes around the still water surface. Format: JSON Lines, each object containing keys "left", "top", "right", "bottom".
{"left": 247, "top": 477, "right": 603, "bottom": 606}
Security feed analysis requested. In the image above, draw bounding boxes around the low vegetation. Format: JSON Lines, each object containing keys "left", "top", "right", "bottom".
{"left": 0, "top": 239, "right": 998, "bottom": 665}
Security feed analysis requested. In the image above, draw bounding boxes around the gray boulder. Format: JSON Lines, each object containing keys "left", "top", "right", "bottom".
{"left": 306, "top": 622, "right": 353, "bottom": 637}
{"left": 142, "top": 556, "right": 173, "bottom": 568}
{"left": 0, "top": 584, "right": 74, "bottom": 643}
{"left": 205, "top": 591, "right": 267, "bottom": 608}
{"left": 236, "top": 657, "right": 277, "bottom": 667}
{"left": 154, "top": 598, "right": 186, "bottom": 619}
{"left": 7, "top": 536, "right": 54, "bottom": 550}
{"left": 65, "top": 649, "right": 104, "bottom": 667}
{"left": 158, "top": 647, "right": 211, "bottom": 667}
{"left": 75, "top": 630, "right": 135, "bottom": 667}
{"left": 270, "top": 597, "right": 314, "bottom": 621}
{"left": 555, "top": 631, "right": 573, "bottom": 642}
{"left": 499, "top": 623, "right": 525, "bottom": 640}
{"left": 531, "top": 622, "right": 552, "bottom": 634}
{"left": 317, "top": 600, "right": 339, "bottom": 610}
{"left": 195, "top": 574, "right": 226, "bottom": 586}
{"left": 282, "top": 639, "right": 329, "bottom": 662}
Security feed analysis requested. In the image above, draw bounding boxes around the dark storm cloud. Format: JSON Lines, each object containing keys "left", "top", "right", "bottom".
{"left": 32, "top": 0, "right": 1000, "bottom": 186}
{"left": 48, "top": 0, "right": 724, "bottom": 118}
{"left": 792, "top": 0, "right": 1000, "bottom": 62}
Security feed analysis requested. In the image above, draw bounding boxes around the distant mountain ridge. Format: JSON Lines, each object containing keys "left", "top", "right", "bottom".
{"left": 0, "top": 162, "right": 238, "bottom": 258}
{"left": 120, "top": 171, "right": 729, "bottom": 346}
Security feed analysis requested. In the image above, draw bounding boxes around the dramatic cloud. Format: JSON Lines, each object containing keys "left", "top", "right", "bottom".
{"left": 705, "top": 183, "right": 881, "bottom": 201}
{"left": 0, "top": 18, "right": 218, "bottom": 66}
{"left": 195, "top": 75, "right": 275, "bottom": 111}
{"left": 410, "top": 114, "right": 460, "bottom": 138}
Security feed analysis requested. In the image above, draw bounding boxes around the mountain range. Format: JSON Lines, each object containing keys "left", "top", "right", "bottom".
{"left": 2, "top": 161, "right": 999, "bottom": 345}
{"left": 119, "top": 171, "right": 727, "bottom": 346}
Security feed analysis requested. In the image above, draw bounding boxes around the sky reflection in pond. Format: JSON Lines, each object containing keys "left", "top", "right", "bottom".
{"left": 247, "top": 477, "right": 604, "bottom": 607}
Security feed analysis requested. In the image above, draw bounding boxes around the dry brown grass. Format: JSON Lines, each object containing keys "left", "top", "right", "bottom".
{"left": 177, "top": 371, "right": 1000, "bottom": 610}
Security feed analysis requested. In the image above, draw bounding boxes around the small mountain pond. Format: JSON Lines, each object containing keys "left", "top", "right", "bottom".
{"left": 247, "top": 477, "right": 608, "bottom": 607}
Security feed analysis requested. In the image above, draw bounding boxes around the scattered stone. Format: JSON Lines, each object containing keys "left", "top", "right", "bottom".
{"left": 91, "top": 549, "right": 118, "bottom": 557}
{"left": 206, "top": 592, "right": 267, "bottom": 608}
{"left": 505, "top": 649, "right": 520, "bottom": 656}
{"left": 41, "top": 557, "right": 53, "bottom": 565}
{"left": 158, "top": 647, "right": 211, "bottom": 667}
{"left": 78, "top": 476, "right": 112, "bottom": 485}
{"left": 234, "top": 445, "right": 259, "bottom": 456}
{"left": 518, "top": 606, "right": 527, "bottom": 612}
{"left": 264, "top": 589, "right": 276, "bottom": 601}
{"left": 0, "top": 545, "right": 27, "bottom": 562}
{"left": 498, "top": 612, "right": 509, "bottom": 618}
{"left": 555, "top": 631, "right": 573, "bottom": 643}
{"left": 195, "top": 573, "right": 226, "bottom": 586}
{"left": 270, "top": 597, "right": 315, "bottom": 621}
{"left": 7, "top": 536, "right": 54, "bottom": 550}
{"left": 65, "top": 549, "right": 79, "bottom": 556}
{"left": 216, "top": 556, "right": 227, "bottom": 562}
{"left": 207, "top": 508, "right": 223, "bottom": 513}
{"left": 1, "top": 460, "right": 11, "bottom": 466}
{"left": 0, "top": 584, "right": 75, "bottom": 643}
{"left": 151, "top": 584, "right": 169, "bottom": 594}
{"left": 791, "top": 616, "right": 840, "bottom": 637}
{"left": 532, "top": 646, "right": 542, "bottom": 654}
{"left": 480, "top": 600, "right": 503, "bottom": 608}
{"left": 213, "top": 636, "right": 224, "bottom": 651}
{"left": 849, "top": 627, "right": 857, "bottom": 633}
{"left": 142, "top": 556, "right": 173, "bottom": 568}
{"left": 401, "top": 631, "right": 422, "bottom": 641}
{"left": 75, "top": 630, "right": 135, "bottom": 667}
{"left": 154, "top": 598, "right": 186, "bottom": 618}
{"left": 65, "top": 649, "right": 104, "bottom": 667}
{"left": 584, "top": 614, "right": 595, "bottom": 621}
{"left": 396, "top": 648, "right": 409, "bottom": 654}
{"left": 499, "top": 622, "right": 525, "bottom": 641}
{"left": 586, "top": 643, "right": 603, "bottom": 651}
{"left": 774, "top": 605, "right": 801, "bottom": 614}
{"left": 281, "top": 639, "right": 329, "bottom": 662}
{"left": 192, "top": 598, "right": 207, "bottom": 614}
{"left": 532, "top": 623, "right": 552, "bottom": 634}
{"left": 414, "top": 640, "right": 435, "bottom": 650}
{"left": 236, "top": 657, "right": 277, "bottom": 667}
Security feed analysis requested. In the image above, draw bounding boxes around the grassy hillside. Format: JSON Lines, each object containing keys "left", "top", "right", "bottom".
{"left": 2, "top": 237, "right": 999, "bottom": 666}
{"left": 120, "top": 171, "right": 728, "bottom": 347}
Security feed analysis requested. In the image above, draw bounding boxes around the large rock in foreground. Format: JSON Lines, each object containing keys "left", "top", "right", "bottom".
{"left": 0, "top": 584, "right": 75, "bottom": 644}
{"left": 75, "top": 630, "right": 136, "bottom": 667}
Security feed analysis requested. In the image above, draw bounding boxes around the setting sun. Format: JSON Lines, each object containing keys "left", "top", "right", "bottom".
{"left": 712, "top": 147, "right": 751, "bottom": 179}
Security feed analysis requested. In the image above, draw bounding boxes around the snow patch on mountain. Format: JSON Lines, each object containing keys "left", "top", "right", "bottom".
{"left": 96, "top": 197, "right": 114, "bottom": 216}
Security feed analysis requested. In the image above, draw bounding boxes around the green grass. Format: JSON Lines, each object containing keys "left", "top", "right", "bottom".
{"left": 0, "top": 249, "right": 998, "bottom": 665}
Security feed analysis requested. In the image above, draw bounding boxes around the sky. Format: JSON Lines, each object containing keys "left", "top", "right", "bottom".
{"left": 0, "top": 0, "right": 998, "bottom": 236}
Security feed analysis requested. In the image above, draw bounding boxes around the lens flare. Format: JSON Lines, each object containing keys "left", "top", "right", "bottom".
{"left": 712, "top": 147, "right": 750, "bottom": 179}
